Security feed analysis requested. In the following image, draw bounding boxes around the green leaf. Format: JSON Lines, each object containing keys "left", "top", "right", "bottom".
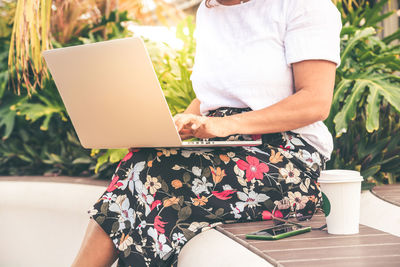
{"left": 263, "top": 199, "right": 275, "bottom": 211}
{"left": 123, "top": 246, "right": 131, "bottom": 258}
{"left": 0, "top": 104, "right": 16, "bottom": 140}
{"left": 94, "top": 149, "right": 128, "bottom": 173}
{"left": 124, "top": 220, "right": 131, "bottom": 230}
{"left": 48, "top": 153, "right": 63, "bottom": 163}
{"left": 183, "top": 172, "right": 191, "bottom": 184}
{"left": 383, "top": 28, "right": 400, "bottom": 44}
{"left": 205, "top": 213, "right": 217, "bottom": 220}
{"left": 334, "top": 80, "right": 369, "bottom": 137}
{"left": 361, "top": 165, "right": 380, "bottom": 180}
{"left": 178, "top": 206, "right": 192, "bottom": 221}
{"left": 111, "top": 221, "right": 119, "bottom": 233}
{"left": 340, "top": 27, "right": 376, "bottom": 67}
{"left": 100, "top": 202, "right": 109, "bottom": 216}
{"left": 17, "top": 154, "right": 33, "bottom": 162}
{"left": 95, "top": 215, "right": 105, "bottom": 225}
{"left": 329, "top": 79, "right": 352, "bottom": 115}
{"left": 161, "top": 180, "right": 169, "bottom": 193}
{"left": 365, "top": 86, "right": 381, "bottom": 132}
{"left": 202, "top": 167, "right": 211, "bottom": 178}
{"left": 368, "top": 78, "right": 400, "bottom": 113}
{"left": 23, "top": 143, "right": 38, "bottom": 158}
{"left": 95, "top": 152, "right": 109, "bottom": 173}
{"left": 72, "top": 157, "right": 92, "bottom": 164}
{"left": 215, "top": 208, "right": 224, "bottom": 217}
{"left": 182, "top": 228, "right": 195, "bottom": 241}
{"left": 172, "top": 204, "right": 181, "bottom": 211}
{"left": 109, "top": 149, "right": 129, "bottom": 163}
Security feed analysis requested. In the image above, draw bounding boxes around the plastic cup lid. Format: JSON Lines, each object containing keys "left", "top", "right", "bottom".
{"left": 318, "top": 169, "right": 364, "bottom": 183}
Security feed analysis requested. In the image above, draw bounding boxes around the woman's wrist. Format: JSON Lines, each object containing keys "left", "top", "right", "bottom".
{"left": 206, "top": 116, "right": 237, "bottom": 137}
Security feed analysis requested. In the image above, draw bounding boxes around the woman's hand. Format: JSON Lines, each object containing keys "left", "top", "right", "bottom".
{"left": 173, "top": 113, "right": 231, "bottom": 140}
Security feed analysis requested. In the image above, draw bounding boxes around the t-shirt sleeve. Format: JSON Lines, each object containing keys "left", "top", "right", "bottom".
{"left": 284, "top": 0, "right": 342, "bottom": 67}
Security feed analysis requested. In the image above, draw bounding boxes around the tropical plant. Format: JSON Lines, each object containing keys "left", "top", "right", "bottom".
{"left": 326, "top": 0, "right": 400, "bottom": 185}
{"left": 2, "top": 0, "right": 189, "bottom": 178}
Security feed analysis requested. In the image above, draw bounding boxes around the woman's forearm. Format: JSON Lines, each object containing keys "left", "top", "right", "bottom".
{"left": 183, "top": 98, "right": 201, "bottom": 116}
{"left": 222, "top": 88, "right": 331, "bottom": 135}
{"left": 219, "top": 60, "right": 336, "bottom": 136}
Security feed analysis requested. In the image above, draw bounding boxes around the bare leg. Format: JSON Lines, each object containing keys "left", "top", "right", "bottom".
{"left": 72, "top": 218, "right": 119, "bottom": 267}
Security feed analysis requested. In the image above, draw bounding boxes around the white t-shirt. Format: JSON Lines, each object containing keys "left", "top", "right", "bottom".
{"left": 190, "top": 0, "right": 342, "bottom": 159}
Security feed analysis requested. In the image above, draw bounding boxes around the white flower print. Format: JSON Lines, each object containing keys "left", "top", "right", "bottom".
{"left": 300, "top": 178, "right": 311, "bottom": 193}
{"left": 234, "top": 164, "right": 245, "bottom": 178}
{"left": 192, "top": 176, "right": 213, "bottom": 195}
{"left": 171, "top": 241, "right": 182, "bottom": 254}
{"left": 277, "top": 146, "right": 294, "bottom": 159}
{"left": 223, "top": 184, "right": 234, "bottom": 191}
{"left": 181, "top": 148, "right": 213, "bottom": 158}
{"left": 144, "top": 176, "right": 161, "bottom": 194}
{"left": 159, "top": 148, "right": 178, "bottom": 157}
{"left": 236, "top": 190, "right": 269, "bottom": 209}
{"left": 102, "top": 192, "right": 117, "bottom": 203}
{"left": 121, "top": 165, "right": 155, "bottom": 217}
{"left": 284, "top": 132, "right": 305, "bottom": 149}
{"left": 227, "top": 152, "right": 235, "bottom": 158}
{"left": 172, "top": 232, "right": 187, "bottom": 245}
{"left": 137, "top": 220, "right": 147, "bottom": 230}
{"left": 279, "top": 162, "right": 301, "bottom": 184}
{"left": 242, "top": 146, "right": 269, "bottom": 156}
{"left": 192, "top": 166, "right": 202, "bottom": 177}
{"left": 274, "top": 197, "right": 291, "bottom": 210}
{"left": 188, "top": 221, "right": 209, "bottom": 232}
{"left": 230, "top": 203, "right": 244, "bottom": 219}
{"left": 288, "top": 191, "right": 309, "bottom": 210}
{"left": 120, "top": 161, "right": 146, "bottom": 194}
{"left": 118, "top": 233, "right": 134, "bottom": 251}
{"left": 136, "top": 182, "right": 154, "bottom": 216}
{"left": 148, "top": 227, "right": 173, "bottom": 259}
{"left": 109, "top": 195, "right": 136, "bottom": 230}
{"left": 299, "top": 149, "right": 321, "bottom": 169}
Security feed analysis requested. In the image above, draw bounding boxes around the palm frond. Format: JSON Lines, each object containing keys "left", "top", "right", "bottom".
{"left": 8, "top": 0, "right": 185, "bottom": 96}
{"left": 8, "top": 0, "right": 52, "bottom": 95}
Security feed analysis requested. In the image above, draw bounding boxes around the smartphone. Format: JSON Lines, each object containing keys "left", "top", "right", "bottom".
{"left": 245, "top": 223, "right": 311, "bottom": 240}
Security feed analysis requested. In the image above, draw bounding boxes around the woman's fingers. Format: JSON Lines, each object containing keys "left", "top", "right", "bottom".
{"left": 174, "top": 114, "right": 200, "bottom": 131}
{"left": 173, "top": 114, "right": 221, "bottom": 139}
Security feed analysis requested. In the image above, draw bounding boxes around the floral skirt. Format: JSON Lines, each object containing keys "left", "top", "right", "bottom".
{"left": 88, "top": 107, "right": 325, "bottom": 267}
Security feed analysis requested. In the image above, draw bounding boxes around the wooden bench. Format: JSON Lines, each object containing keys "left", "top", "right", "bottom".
{"left": 216, "top": 210, "right": 400, "bottom": 266}
{"left": 211, "top": 184, "right": 400, "bottom": 266}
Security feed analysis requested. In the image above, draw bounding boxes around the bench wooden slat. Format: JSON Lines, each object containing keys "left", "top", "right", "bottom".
{"left": 371, "top": 185, "right": 400, "bottom": 207}
{"left": 281, "top": 255, "right": 400, "bottom": 267}
{"left": 267, "top": 243, "right": 400, "bottom": 261}
{"left": 253, "top": 234, "right": 400, "bottom": 251}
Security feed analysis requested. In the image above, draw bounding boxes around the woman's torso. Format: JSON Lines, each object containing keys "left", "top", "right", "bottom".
{"left": 190, "top": 0, "right": 341, "bottom": 159}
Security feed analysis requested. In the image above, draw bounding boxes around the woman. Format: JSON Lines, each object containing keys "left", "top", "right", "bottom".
{"left": 72, "top": 0, "right": 342, "bottom": 266}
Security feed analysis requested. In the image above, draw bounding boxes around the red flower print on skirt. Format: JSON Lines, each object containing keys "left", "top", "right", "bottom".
{"left": 236, "top": 155, "right": 269, "bottom": 181}
{"left": 106, "top": 175, "right": 123, "bottom": 192}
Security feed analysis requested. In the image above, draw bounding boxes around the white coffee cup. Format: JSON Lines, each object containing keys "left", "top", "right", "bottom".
{"left": 318, "top": 170, "right": 364, "bottom": 235}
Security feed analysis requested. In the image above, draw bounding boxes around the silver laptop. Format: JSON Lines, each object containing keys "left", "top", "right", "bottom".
{"left": 42, "top": 37, "right": 262, "bottom": 149}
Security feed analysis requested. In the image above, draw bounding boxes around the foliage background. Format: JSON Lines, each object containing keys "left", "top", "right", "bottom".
{"left": 0, "top": 0, "right": 399, "bottom": 185}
